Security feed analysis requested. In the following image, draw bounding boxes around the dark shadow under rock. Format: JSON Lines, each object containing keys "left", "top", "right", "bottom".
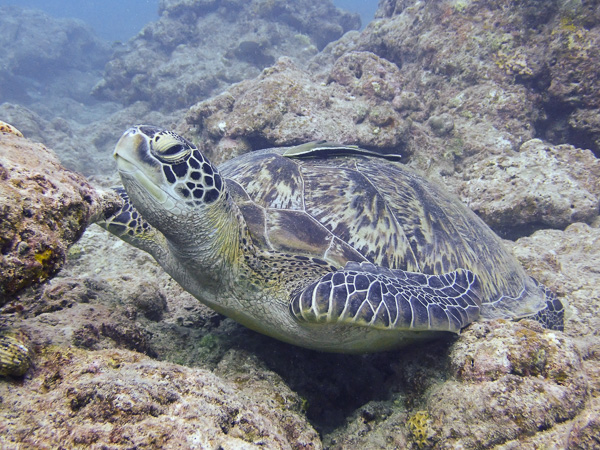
{"left": 214, "top": 323, "right": 455, "bottom": 436}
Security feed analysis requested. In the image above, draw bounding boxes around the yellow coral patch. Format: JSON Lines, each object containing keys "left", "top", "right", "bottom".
{"left": 0, "top": 120, "right": 24, "bottom": 138}
{"left": 34, "top": 248, "right": 53, "bottom": 265}
{"left": 407, "top": 410, "right": 434, "bottom": 448}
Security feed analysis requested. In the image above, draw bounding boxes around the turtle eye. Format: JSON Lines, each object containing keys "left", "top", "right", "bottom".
{"left": 162, "top": 144, "right": 186, "bottom": 156}
{"left": 151, "top": 136, "right": 192, "bottom": 162}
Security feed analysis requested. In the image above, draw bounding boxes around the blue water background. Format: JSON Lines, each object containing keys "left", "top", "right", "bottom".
{"left": 0, "top": 0, "right": 378, "bottom": 42}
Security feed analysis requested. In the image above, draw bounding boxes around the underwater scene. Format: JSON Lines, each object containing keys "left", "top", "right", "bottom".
{"left": 0, "top": 0, "right": 599, "bottom": 448}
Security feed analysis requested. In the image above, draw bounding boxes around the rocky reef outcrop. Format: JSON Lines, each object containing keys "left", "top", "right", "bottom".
{"left": 364, "top": 0, "right": 600, "bottom": 157}
{"left": 92, "top": 0, "right": 360, "bottom": 111}
{"left": 458, "top": 139, "right": 600, "bottom": 237}
{"left": 0, "top": 347, "right": 320, "bottom": 448}
{"left": 183, "top": 0, "right": 600, "bottom": 238}
{"left": 0, "top": 130, "right": 119, "bottom": 302}
{"left": 183, "top": 54, "right": 410, "bottom": 165}
{"left": 0, "top": 7, "right": 111, "bottom": 115}
{"left": 2, "top": 0, "right": 600, "bottom": 448}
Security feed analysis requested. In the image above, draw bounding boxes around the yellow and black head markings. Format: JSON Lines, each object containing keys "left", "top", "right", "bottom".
{"left": 96, "top": 127, "right": 566, "bottom": 353}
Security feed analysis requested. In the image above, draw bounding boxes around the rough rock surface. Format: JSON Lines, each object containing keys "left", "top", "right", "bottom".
{"left": 0, "top": 7, "right": 111, "bottom": 115}
{"left": 92, "top": 0, "right": 360, "bottom": 111}
{"left": 512, "top": 222, "right": 600, "bottom": 343}
{"left": 458, "top": 139, "right": 600, "bottom": 237}
{"left": 0, "top": 132, "right": 120, "bottom": 301}
{"left": 433, "top": 320, "right": 586, "bottom": 448}
{"left": 183, "top": 54, "right": 410, "bottom": 165}
{"left": 2, "top": 0, "right": 600, "bottom": 448}
{"left": 360, "top": 0, "right": 600, "bottom": 157}
{"left": 0, "top": 347, "right": 320, "bottom": 449}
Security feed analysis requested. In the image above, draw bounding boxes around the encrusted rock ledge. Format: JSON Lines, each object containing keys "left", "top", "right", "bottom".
{"left": 0, "top": 131, "right": 120, "bottom": 301}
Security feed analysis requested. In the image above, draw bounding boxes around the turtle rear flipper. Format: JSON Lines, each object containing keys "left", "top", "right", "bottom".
{"left": 290, "top": 262, "right": 482, "bottom": 333}
{"left": 524, "top": 280, "right": 566, "bottom": 331}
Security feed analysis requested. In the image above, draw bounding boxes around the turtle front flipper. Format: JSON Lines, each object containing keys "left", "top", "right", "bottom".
{"left": 290, "top": 262, "right": 482, "bottom": 333}
{"left": 95, "top": 187, "right": 168, "bottom": 259}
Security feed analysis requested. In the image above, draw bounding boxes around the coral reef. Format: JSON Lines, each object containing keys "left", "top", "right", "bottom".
{"left": 0, "top": 1, "right": 359, "bottom": 178}
{"left": 183, "top": 53, "right": 410, "bottom": 165}
{"left": 92, "top": 0, "right": 360, "bottom": 111}
{"left": 431, "top": 320, "right": 586, "bottom": 448}
{"left": 0, "top": 132, "right": 120, "bottom": 301}
{"left": 2, "top": 0, "right": 600, "bottom": 447}
{"left": 359, "top": 0, "right": 600, "bottom": 157}
{"left": 0, "top": 7, "right": 110, "bottom": 112}
{"left": 0, "top": 347, "right": 320, "bottom": 449}
{"left": 458, "top": 139, "right": 600, "bottom": 237}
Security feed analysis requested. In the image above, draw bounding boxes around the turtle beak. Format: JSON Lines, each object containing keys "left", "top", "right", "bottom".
{"left": 114, "top": 128, "right": 142, "bottom": 162}
{"left": 113, "top": 128, "right": 170, "bottom": 205}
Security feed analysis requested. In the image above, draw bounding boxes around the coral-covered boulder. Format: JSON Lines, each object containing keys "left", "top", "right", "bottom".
{"left": 512, "top": 222, "right": 600, "bottom": 339}
{"left": 0, "top": 347, "right": 321, "bottom": 448}
{"left": 458, "top": 139, "right": 600, "bottom": 237}
{"left": 0, "top": 131, "right": 119, "bottom": 302}
{"left": 183, "top": 55, "right": 410, "bottom": 164}
{"left": 92, "top": 0, "right": 360, "bottom": 111}
{"left": 421, "top": 320, "right": 587, "bottom": 448}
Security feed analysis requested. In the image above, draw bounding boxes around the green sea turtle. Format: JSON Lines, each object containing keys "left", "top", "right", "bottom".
{"left": 97, "top": 126, "right": 565, "bottom": 353}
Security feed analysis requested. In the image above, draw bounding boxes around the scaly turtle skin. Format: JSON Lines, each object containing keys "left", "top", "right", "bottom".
{"left": 97, "top": 126, "right": 565, "bottom": 353}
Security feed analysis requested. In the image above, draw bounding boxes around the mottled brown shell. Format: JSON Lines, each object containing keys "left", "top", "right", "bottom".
{"left": 219, "top": 147, "right": 546, "bottom": 319}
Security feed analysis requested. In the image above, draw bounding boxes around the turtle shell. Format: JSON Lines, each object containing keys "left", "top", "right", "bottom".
{"left": 218, "top": 147, "right": 546, "bottom": 320}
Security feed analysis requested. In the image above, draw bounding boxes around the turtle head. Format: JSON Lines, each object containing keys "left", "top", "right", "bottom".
{"left": 113, "top": 125, "right": 226, "bottom": 240}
